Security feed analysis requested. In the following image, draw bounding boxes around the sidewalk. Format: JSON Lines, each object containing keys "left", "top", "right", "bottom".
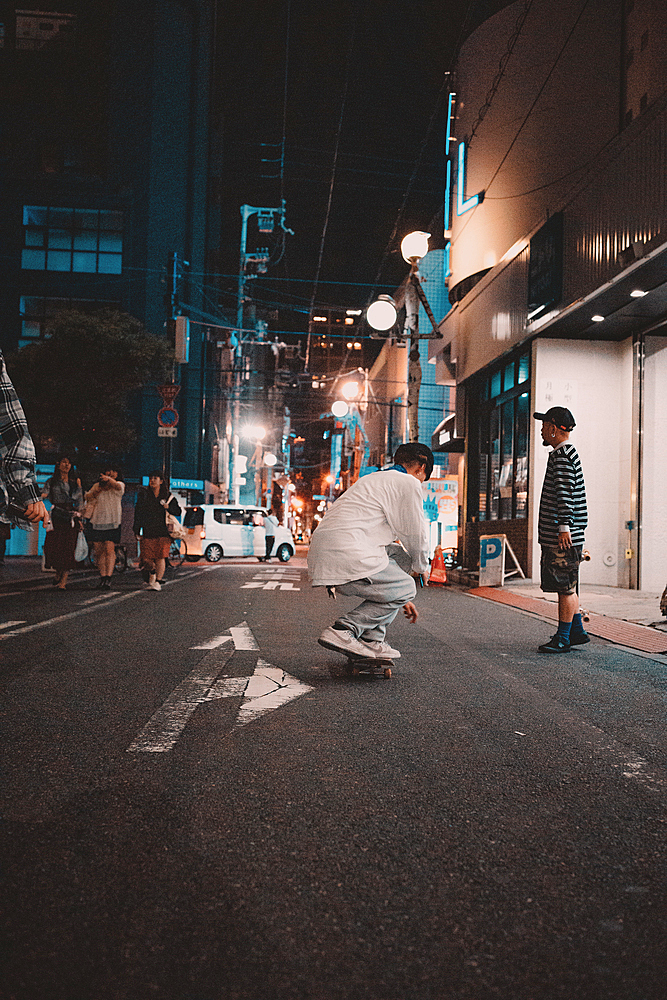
{"left": 467, "top": 577, "right": 667, "bottom": 655}
{"left": 0, "top": 556, "right": 97, "bottom": 589}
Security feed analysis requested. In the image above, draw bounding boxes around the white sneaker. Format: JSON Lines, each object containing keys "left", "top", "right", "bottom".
{"left": 360, "top": 639, "right": 401, "bottom": 659}
{"left": 146, "top": 580, "right": 162, "bottom": 591}
{"left": 318, "top": 626, "right": 376, "bottom": 659}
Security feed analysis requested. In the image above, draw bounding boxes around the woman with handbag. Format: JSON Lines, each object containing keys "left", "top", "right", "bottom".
{"left": 133, "top": 470, "right": 181, "bottom": 591}
{"left": 42, "top": 454, "right": 83, "bottom": 590}
{"left": 84, "top": 466, "right": 125, "bottom": 590}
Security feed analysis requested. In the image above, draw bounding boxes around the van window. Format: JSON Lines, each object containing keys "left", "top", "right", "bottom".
{"left": 213, "top": 508, "right": 225, "bottom": 524}
{"left": 184, "top": 506, "right": 204, "bottom": 527}
{"left": 224, "top": 508, "right": 245, "bottom": 525}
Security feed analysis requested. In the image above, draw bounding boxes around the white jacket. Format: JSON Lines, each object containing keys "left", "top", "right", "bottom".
{"left": 307, "top": 469, "right": 429, "bottom": 586}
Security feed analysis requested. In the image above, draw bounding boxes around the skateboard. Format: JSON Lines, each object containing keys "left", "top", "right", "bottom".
{"left": 345, "top": 654, "right": 393, "bottom": 679}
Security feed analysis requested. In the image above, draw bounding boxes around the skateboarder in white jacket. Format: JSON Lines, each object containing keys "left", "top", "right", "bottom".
{"left": 307, "top": 442, "right": 433, "bottom": 661}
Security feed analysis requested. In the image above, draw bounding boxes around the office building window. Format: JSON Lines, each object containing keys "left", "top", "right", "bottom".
{"left": 21, "top": 207, "right": 123, "bottom": 274}
{"left": 471, "top": 350, "right": 531, "bottom": 522}
{"left": 19, "top": 296, "right": 119, "bottom": 349}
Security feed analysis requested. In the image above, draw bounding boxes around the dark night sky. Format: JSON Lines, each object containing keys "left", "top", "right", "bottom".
{"left": 214, "top": 0, "right": 475, "bottom": 332}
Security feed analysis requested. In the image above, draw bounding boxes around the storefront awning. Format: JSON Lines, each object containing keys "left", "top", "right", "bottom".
{"left": 527, "top": 237, "right": 667, "bottom": 342}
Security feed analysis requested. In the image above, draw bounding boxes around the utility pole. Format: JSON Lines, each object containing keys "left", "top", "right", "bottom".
{"left": 230, "top": 201, "right": 293, "bottom": 504}
{"left": 162, "top": 251, "right": 188, "bottom": 484}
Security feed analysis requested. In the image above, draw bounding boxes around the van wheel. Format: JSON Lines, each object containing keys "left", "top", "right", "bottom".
{"left": 276, "top": 543, "right": 292, "bottom": 563}
{"left": 205, "top": 544, "right": 223, "bottom": 562}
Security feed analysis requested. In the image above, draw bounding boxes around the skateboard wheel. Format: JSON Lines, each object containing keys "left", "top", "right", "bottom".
{"left": 383, "top": 667, "right": 392, "bottom": 678}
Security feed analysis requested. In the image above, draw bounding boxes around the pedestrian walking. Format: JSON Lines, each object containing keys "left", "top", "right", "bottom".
{"left": 42, "top": 455, "right": 84, "bottom": 590}
{"left": 0, "top": 349, "right": 48, "bottom": 529}
{"left": 84, "top": 466, "right": 125, "bottom": 590}
{"left": 261, "top": 509, "right": 279, "bottom": 561}
{"left": 133, "top": 470, "right": 181, "bottom": 591}
{"left": 307, "top": 442, "right": 433, "bottom": 662}
{"left": 533, "top": 406, "right": 589, "bottom": 652}
{"left": 0, "top": 522, "right": 10, "bottom": 565}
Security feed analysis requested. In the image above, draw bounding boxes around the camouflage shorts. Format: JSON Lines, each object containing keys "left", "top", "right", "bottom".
{"left": 540, "top": 545, "right": 583, "bottom": 595}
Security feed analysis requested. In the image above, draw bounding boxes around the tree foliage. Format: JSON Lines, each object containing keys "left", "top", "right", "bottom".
{"left": 9, "top": 309, "right": 173, "bottom": 462}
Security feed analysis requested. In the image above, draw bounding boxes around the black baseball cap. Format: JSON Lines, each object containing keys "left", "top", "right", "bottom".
{"left": 533, "top": 406, "right": 576, "bottom": 431}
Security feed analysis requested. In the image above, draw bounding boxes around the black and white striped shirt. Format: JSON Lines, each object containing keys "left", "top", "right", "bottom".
{"left": 538, "top": 441, "right": 587, "bottom": 547}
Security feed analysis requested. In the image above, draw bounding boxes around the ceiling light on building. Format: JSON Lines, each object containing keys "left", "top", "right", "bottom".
{"left": 630, "top": 289, "right": 647, "bottom": 297}
{"left": 591, "top": 315, "right": 605, "bottom": 322}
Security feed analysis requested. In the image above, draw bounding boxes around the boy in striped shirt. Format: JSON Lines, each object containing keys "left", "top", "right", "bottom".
{"left": 534, "top": 406, "right": 589, "bottom": 653}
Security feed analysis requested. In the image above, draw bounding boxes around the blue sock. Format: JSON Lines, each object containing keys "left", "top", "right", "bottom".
{"left": 557, "top": 620, "right": 572, "bottom": 642}
{"left": 571, "top": 613, "right": 586, "bottom": 635}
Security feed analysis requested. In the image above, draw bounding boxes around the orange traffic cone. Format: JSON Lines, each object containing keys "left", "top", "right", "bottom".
{"left": 428, "top": 545, "right": 447, "bottom": 586}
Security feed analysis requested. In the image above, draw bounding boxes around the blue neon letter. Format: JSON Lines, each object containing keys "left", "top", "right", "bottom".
{"left": 457, "top": 141, "right": 480, "bottom": 216}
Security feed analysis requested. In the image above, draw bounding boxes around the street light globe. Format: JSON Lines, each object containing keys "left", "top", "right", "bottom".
{"left": 341, "top": 380, "right": 360, "bottom": 400}
{"left": 401, "top": 231, "right": 430, "bottom": 264}
{"left": 331, "top": 400, "right": 349, "bottom": 417}
{"left": 245, "top": 424, "right": 266, "bottom": 440}
{"left": 366, "top": 295, "right": 397, "bottom": 331}
{"left": 263, "top": 452, "right": 277, "bottom": 467}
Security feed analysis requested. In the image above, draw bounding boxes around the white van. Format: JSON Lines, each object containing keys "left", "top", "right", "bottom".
{"left": 182, "top": 505, "right": 295, "bottom": 563}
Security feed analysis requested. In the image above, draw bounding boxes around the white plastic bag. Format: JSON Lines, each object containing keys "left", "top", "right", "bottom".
{"left": 74, "top": 530, "right": 88, "bottom": 562}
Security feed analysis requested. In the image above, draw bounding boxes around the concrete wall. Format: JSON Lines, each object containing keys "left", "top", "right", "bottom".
{"left": 530, "top": 338, "right": 633, "bottom": 587}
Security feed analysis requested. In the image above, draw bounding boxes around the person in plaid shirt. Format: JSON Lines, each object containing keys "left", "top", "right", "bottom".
{"left": 0, "top": 350, "right": 48, "bottom": 526}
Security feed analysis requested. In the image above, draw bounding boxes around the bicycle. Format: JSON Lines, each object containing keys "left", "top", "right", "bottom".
{"left": 167, "top": 537, "right": 187, "bottom": 568}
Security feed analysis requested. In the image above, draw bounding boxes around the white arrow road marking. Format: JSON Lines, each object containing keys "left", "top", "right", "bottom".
{"left": 229, "top": 622, "right": 259, "bottom": 649}
{"left": 203, "top": 676, "right": 248, "bottom": 700}
{"left": 240, "top": 581, "right": 300, "bottom": 590}
{"left": 234, "top": 658, "right": 313, "bottom": 729}
{"left": 127, "top": 644, "right": 235, "bottom": 753}
{"left": 191, "top": 634, "right": 232, "bottom": 650}
{"left": 128, "top": 623, "right": 312, "bottom": 751}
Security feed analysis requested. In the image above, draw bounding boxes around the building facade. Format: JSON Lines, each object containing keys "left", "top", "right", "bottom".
{"left": 430, "top": 0, "right": 667, "bottom": 589}
{"left": 0, "top": 0, "right": 217, "bottom": 482}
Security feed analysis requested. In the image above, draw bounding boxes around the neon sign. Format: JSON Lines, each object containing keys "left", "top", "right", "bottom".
{"left": 443, "top": 93, "right": 485, "bottom": 278}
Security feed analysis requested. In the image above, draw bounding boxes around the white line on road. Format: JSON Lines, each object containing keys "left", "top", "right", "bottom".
{"left": 79, "top": 593, "right": 118, "bottom": 605}
{"left": 127, "top": 645, "right": 235, "bottom": 753}
{"left": 0, "top": 620, "right": 27, "bottom": 630}
{"left": 0, "top": 570, "right": 206, "bottom": 640}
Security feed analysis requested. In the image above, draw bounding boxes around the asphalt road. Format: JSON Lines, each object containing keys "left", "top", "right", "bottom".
{"left": 2, "top": 557, "right": 666, "bottom": 1000}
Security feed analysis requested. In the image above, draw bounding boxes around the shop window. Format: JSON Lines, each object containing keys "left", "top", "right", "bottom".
{"left": 21, "top": 206, "right": 123, "bottom": 274}
{"left": 471, "top": 351, "right": 531, "bottom": 522}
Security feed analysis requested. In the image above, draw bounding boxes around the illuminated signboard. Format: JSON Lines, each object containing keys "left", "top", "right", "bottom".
{"left": 443, "top": 93, "right": 485, "bottom": 279}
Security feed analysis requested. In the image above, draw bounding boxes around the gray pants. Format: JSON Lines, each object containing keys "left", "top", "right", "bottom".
{"left": 334, "top": 544, "right": 416, "bottom": 642}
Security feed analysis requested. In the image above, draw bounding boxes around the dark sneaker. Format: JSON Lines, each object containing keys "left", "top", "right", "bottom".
{"left": 538, "top": 633, "right": 571, "bottom": 653}
{"left": 569, "top": 631, "right": 590, "bottom": 645}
